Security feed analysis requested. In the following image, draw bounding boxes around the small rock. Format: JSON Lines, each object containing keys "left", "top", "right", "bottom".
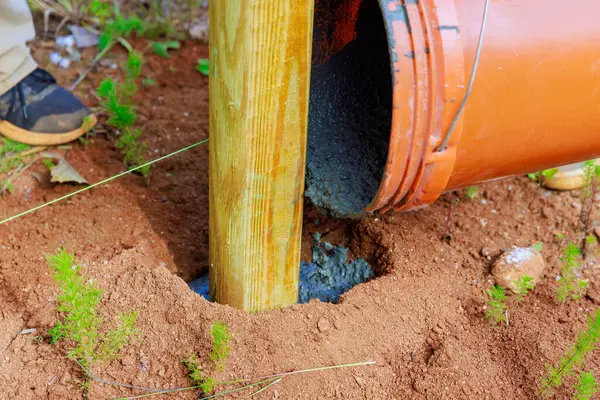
{"left": 165, "top": 306, "right": 183, "bottom": 325}
{"left": 189, "top": 14, "right": 209, "bottom": 42}
{"left": 558, "top": 316, "right": 569, "bottom": 323}
{"left": 68, "top": 25, "right": 99, "bottom": 48}
{"left": 317, "top": 318, "right": 330, "bottom": 332}
{"left": 121, "top": 354, "right": 135, "bottom": 366}
{"left": 481, "top": 247, "right": 502, "bottom": 259}
{"left": 59, "top": 371, "right": 71, "bottom": 385}
{"left": 49, "top": 52, "right": 62, "bottom": 65}
{"left": 541, "top": 206, "right": 552, "bottom": 219}
{"left": 354, "top": 375, "right": 364, "bottom": 386}
{"left": 413, "top": 378, "right": 427, "bottom": 394}
{"left": 58, "top": 58, "right": 71, "bottom": 69}
{"left": 491, "top": 246, "right": 546, "bottom": 293}
{"left": 120, "top": 238, "right": 135, "bottom": 250}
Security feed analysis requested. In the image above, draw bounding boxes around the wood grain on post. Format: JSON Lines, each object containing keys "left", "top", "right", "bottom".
{"left": 209, "top": 0, "right": 314, "bottom": 311}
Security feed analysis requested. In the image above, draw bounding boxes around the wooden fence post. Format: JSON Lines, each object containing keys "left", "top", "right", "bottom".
{"left": 209, "top": 0, "right": 314, "bottom": 311}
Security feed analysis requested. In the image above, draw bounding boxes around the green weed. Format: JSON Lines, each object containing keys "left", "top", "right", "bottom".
{"left": 99, "top": 13, "right": 146, "bottom": 50}
{"left": 0, "top": 180, "right": 14, "bottom": 195}
{"left": 87, "top": 0, "right": 111, "bottom": 23}
{"left": 575, "top": 371, "right": 598, "bottom": 400}
{"left": 181, "top": 321, "right": 232, "bottom": 395}
{"left": 515, "top": 275, "right": 534, "bottom": 301}
{"left": 528, "top": 168, "right": 558, "bottom": 184}
{"left": 47, "top": 249, "right": 139, "bottom": 379}
{"left": 196, "top": 58, "right": 209, "bottom": 76}
{"left": 0, "top": 138, "right": 30, "bottom": 173}
{"left": 210, "top": 321, "right": 231, "bottom": 372}
{"left": 152, "top": 40, "right": 180, "bottom": 58}
{"left": 540, "top": 309, "right": 600, "bottom": 396}
{"left": 581, "top": 160, "right": 600, "bottom": 256}
{"left": 485, "top": 285, "right": 507, "bottom": 324}
{"left": 532, "top": 242, "right": 544, "bottom": 252}
{"left": 464, "top": 186, "right": 479, "bottom": 200}
{"left": 556, "top": 243, "right": 588, "bottom": 302}
{"left": 182, "top": 353, "right": 217, "bottom": 394}
{"left": 31, "top": 0, "right": 195, "bottom": 43}
{"left": 0, "top": 139, "right": 37, "bottom": 196}
{"left": 97, "top": 51, "right": 150, "bottom": 177}
{"left": 142, "top": 77, "right": 156, "bottom": 87}
{"left": 79, "top": 115, "right": 96, "bottom": 146}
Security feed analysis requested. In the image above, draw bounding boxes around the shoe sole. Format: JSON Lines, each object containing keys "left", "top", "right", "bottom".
{"left": 0, "top": 114, "right": 97, "bottom": 146}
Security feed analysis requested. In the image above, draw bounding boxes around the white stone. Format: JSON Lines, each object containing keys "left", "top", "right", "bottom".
{"left": 491, "top": 246, "right": 546, "bottom": 293}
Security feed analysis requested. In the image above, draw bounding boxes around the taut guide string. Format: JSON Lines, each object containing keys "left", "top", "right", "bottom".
{"left": 0, "top": 139, "right": 209, "bottom": 226}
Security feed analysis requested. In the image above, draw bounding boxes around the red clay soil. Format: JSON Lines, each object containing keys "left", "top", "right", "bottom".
{"left": 1, "top": 41, "right": 600, "bottom": 400}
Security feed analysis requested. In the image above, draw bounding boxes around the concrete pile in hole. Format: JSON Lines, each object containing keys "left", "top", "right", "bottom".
{"left": 188, "top": 233, "right": 374, "bottom": 304}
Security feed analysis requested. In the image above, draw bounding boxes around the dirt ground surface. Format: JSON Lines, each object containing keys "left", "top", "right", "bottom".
{"left": 1, "top": 38, "right": 600, "bottom": 400}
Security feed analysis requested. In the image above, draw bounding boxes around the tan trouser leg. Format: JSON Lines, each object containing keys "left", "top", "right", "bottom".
{"left": 0, "top": 0, "right": 38, "bottom": 96}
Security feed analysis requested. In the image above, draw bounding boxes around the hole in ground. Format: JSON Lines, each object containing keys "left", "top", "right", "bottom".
{"left": 188, "top": 233, "right": 375, "bottom": 304}
{"left": 189, "top": 207, "right": 386, "bottom": 304}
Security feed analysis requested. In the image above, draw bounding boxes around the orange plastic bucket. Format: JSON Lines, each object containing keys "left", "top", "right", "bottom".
{"left": 306, "top": 0, "right": 600, "bottom": 217}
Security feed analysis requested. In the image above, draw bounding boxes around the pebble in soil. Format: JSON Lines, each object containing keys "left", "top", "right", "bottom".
{"left": 188, "top": 233, "right": 374, "bottom": 304}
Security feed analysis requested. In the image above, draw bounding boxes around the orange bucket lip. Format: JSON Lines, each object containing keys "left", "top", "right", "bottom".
{"left": 367, "top": 0, "right": 467, "bottom": 214}
{"left": 306, "top": 0, "right": 600, "bottom": 218}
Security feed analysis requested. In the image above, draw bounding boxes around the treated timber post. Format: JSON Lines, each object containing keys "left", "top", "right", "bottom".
{"left": 209, "top": 0, "right": 314, "bottom": 311}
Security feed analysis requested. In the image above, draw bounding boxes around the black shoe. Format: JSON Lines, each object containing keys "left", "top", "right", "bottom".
{"left": 0, "top": 68, "right": 96, "bottom": 145}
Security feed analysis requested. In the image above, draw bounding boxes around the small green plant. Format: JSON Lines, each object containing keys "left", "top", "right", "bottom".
{"left": 99, "top": 311, "right": 139, "bottom": 361}
{"left": 515, "top": 275, "right": 535, "bottom": 301}
{"left": 142, "top": 77, "right": 156, "bottom": 87}
{"left": 99, "top": 13, "right": 146, "bottom": 50}
{"left": 47, "top": 249, "right": 139, "bottom": 382}
{"left": 210, "top": 321, "right": 232, "bottom": 371}
{"left": 97, "top": 51, "right": 150, "bottom": 177}
{"left": 532, "top": 242, "right": 544, "bottom": 251}
{"left": 196, "top": 58, "right": 209, "bottom": 76}
{"left": 78, "top": 115, "right": 97, "bottom": 146}
{"left": 540, "top": 309, "right": 600, "bottom": 396}
{"left": 528, "top": 168, "right": 559, "bottom": 184}
{"left": 42, "top": 157, "right": 55, "bottom": 171}
{"left": 485, "top": 285, "right": 507, "bottom": 324}
{"left": 0, "top": 180, "right": 14, "bottom": 195}
{"left": 181, "top": 321, "right": 232, "bottom": 396}
{"left": 575, "top": 371, "right": 598, "bottom": 400}
{"left": 182, "top": 353, "right": 217, "bottom": 394}
{"left": 87, "top": 0, "right": 112, "bottom": 23}
{"left": 581, "top": 160, "right": 600, "bottom": 256}
{"left": 464, "top": 186, "right": 479, "bottom": 200}
{"left": 556, "top": 243, "right": 588, "bottom": 302}
{"left": 0, "top": 139, "right": 37, "bottom": 196}
{"left": 152, "top": 40, "right": 180, "bottom": 58}
{"left": 0, "top": 138, "right": 30, "bottom": 173}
